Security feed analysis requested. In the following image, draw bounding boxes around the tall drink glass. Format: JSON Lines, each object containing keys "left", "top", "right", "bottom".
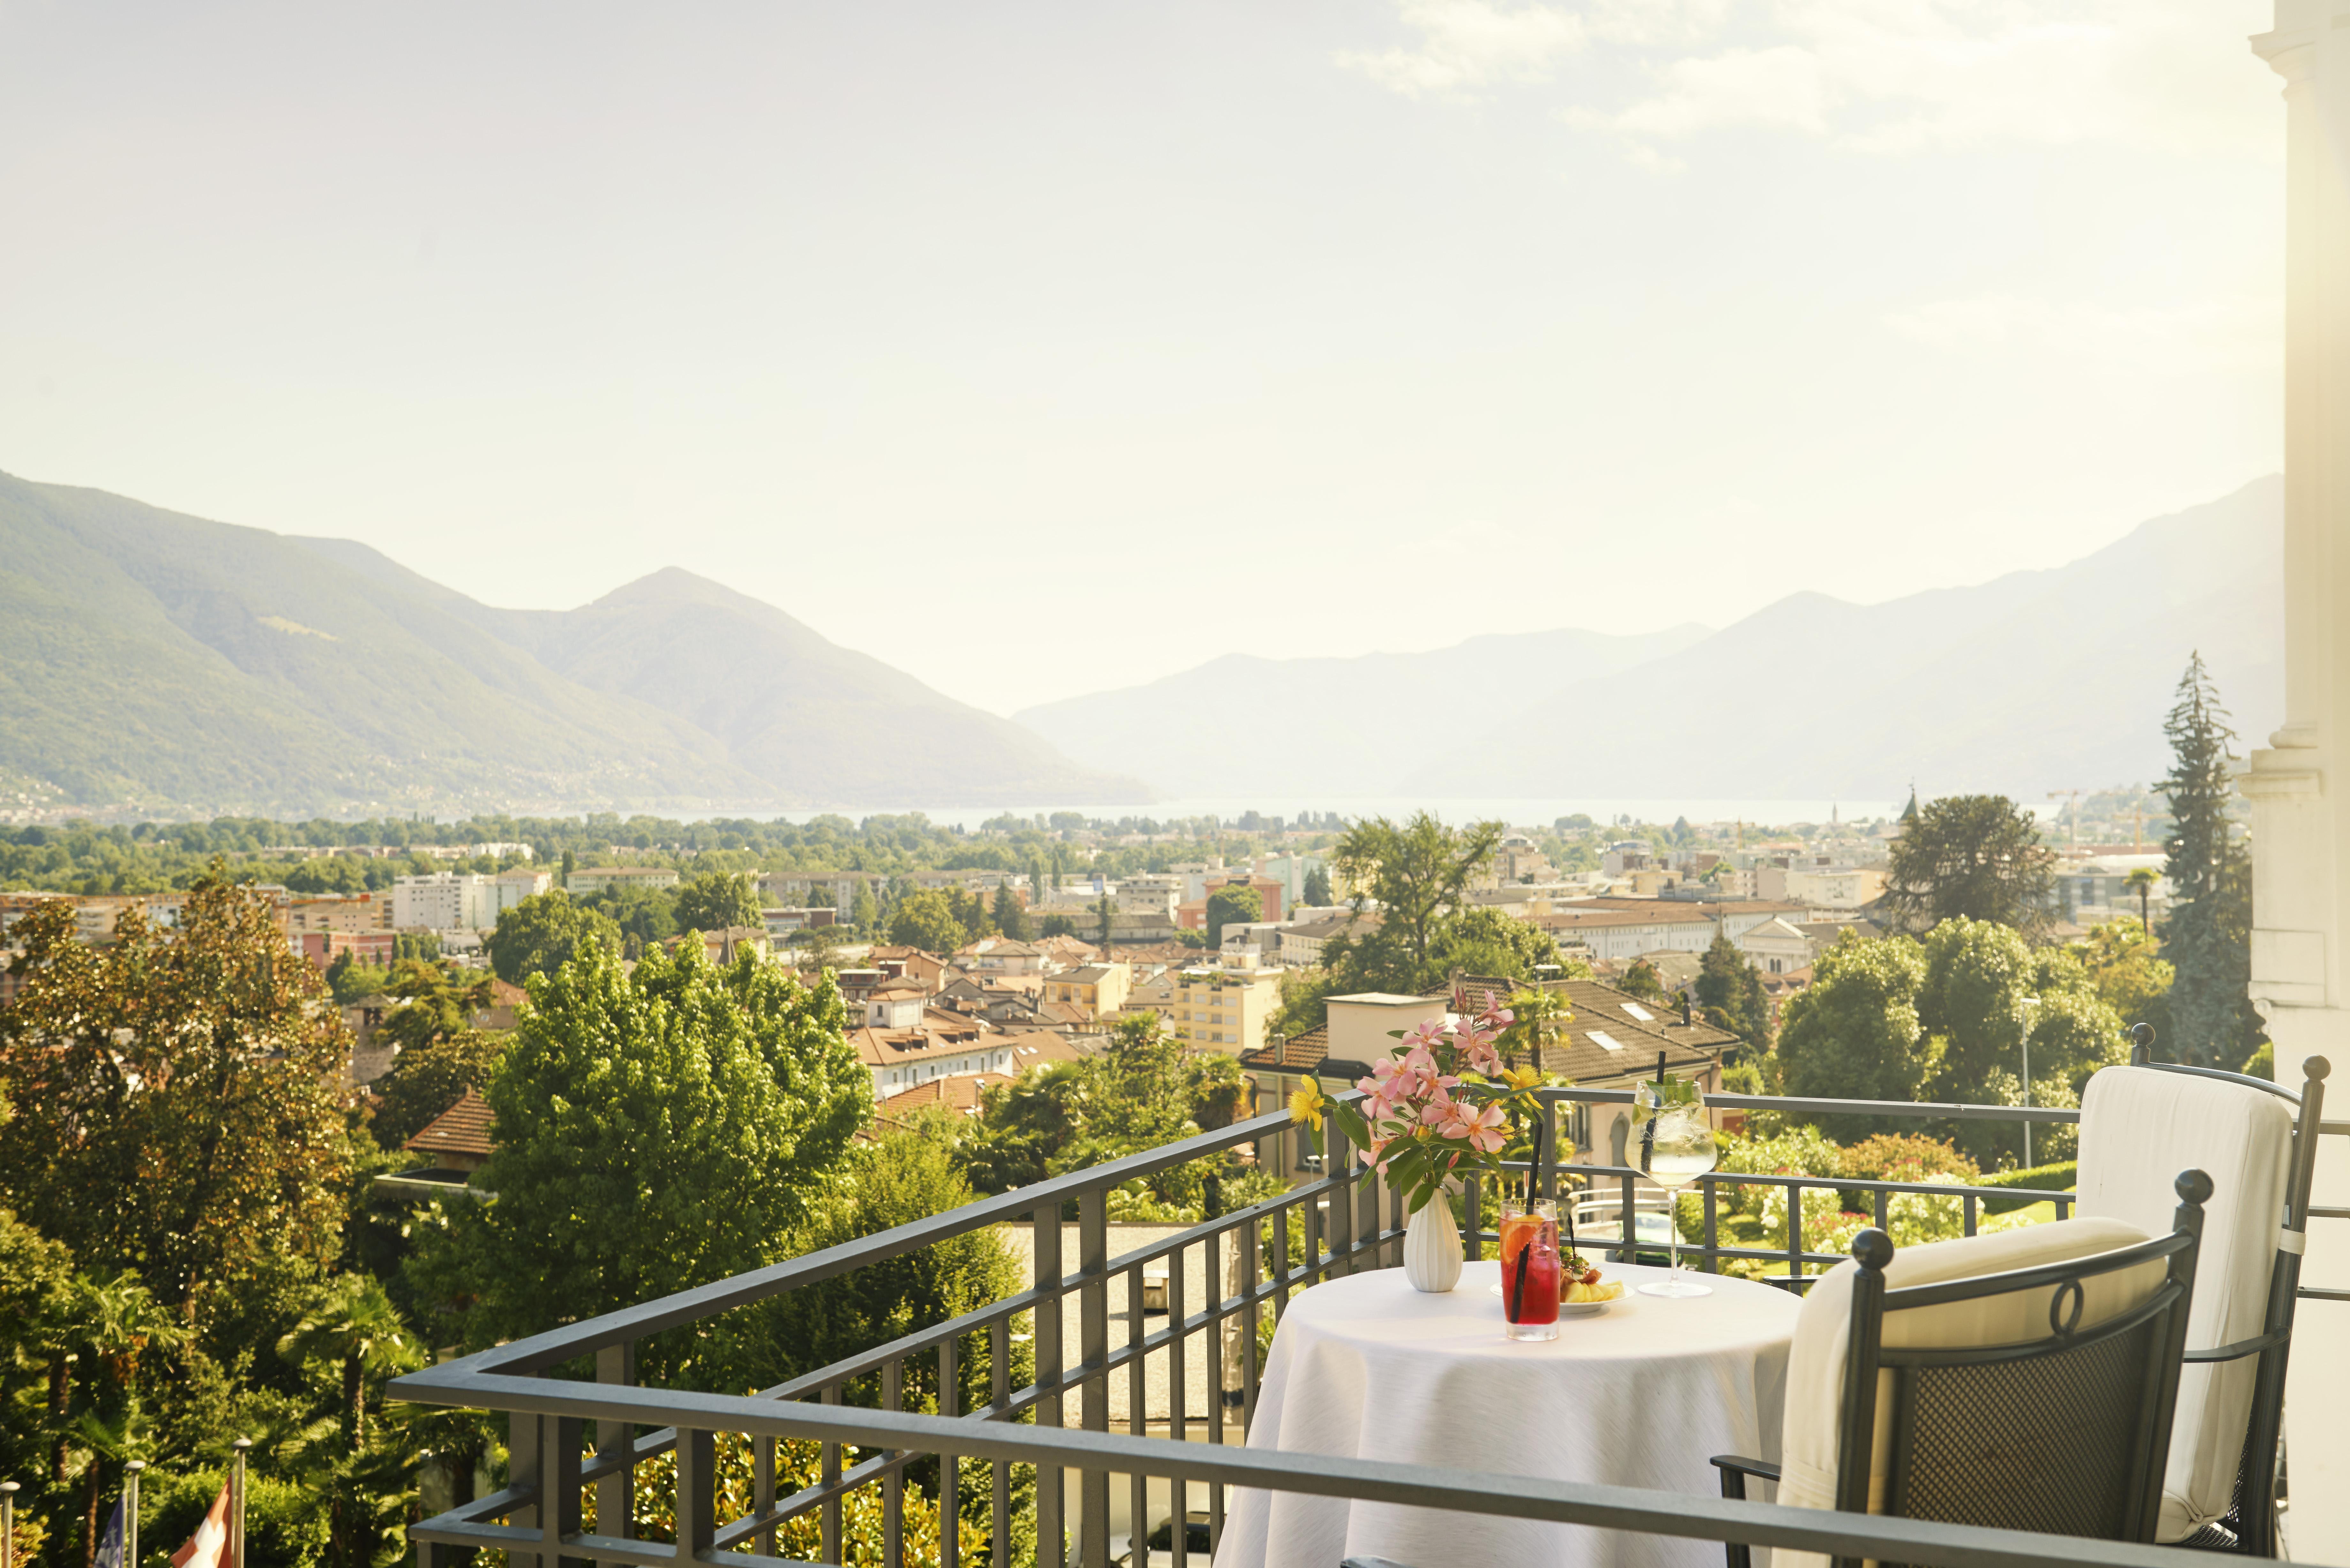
{"left": 1497, "top": 1197, "right": 1561, "bottom": 1340}
{"left": 1635, "top": 1079, "right": 1718, "bottom": 1299}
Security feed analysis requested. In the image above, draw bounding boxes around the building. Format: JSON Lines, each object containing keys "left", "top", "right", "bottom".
{"left": 392, "top": 873, "right": 499, "bottom": 931}
{"left": 1735, "top": 916, "right": 1813, "bottom": 976}
{"left": 1041, "top": 962, "right": 1131, "bottom": 1021}
{"left": 565, "top": 866, "right": 682, "bottom": 897}
{"left": 403, "top": 1089, "right": 496, "bottom": 1175}
{"left": 1177, "top": 874, "right": 1285, "bottom": 932}
{"left": 1165, "top": 961, "right": 1284, "bottom": 1056}
{"left": 757, "top": 869, "right": 884, "bottom": 911}
{"left": 1780, "top": 866, "right": 1886, "bottom": 911}
{"left": 1237, "top": 1025, "right": 1378, "bottom": 1183}
{"left": 852, "top": 1014, "right": 1083, "bottom": 1097}
{"left": 761, "top": 906, "right": 838, "bottom": 939}
{"left": 958, "top": 937, "right": 1045, "bottom": 974}
{"left": 1277, "top": 910, "right": 1374, "bottom": 969}
{"left": 297, "top": 929, "right": 397, "bottom": 970}
{"left": 285, "top": 893, "right": 395, "bottom": 935}
{"left": 2056, "top": 853, "right": 2169, "bottom": 928}
{"left": 1533, "top": 903, "right": 1721, "bottom": 962}
{"left": 491, "top": 867, "right": 553, "bottom": 916}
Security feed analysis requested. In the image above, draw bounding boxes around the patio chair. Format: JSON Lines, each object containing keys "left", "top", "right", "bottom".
{"left": 2072, "top": 1036, "right": 2331, "bottom": 1553}
{"left": 1710, "top": 1170, "right": 2210, "bottom": 1568}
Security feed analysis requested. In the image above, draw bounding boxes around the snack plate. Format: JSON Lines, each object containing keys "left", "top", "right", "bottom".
{"left": 1488, "top": 1282, "right": 1611, "bottom": 1317}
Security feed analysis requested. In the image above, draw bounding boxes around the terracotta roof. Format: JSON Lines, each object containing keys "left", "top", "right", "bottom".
{"left": 1450, "top": 973, "right": 1732, "bottom": 1083}
{"left": 876, "top": 1072, "right": 1010, "bottom": 1118}
{"left": 405, "top": 1088, "right": 495, "bottom": 1158}
{"left": 1238, "top": 1025, "right": 1341, "bottom": 1073}
{"left": 1534, "top": 906, "right": 1720, "bottom": 931}
{"left": 488, "top": 978, "right": 528, "bottom": 1007}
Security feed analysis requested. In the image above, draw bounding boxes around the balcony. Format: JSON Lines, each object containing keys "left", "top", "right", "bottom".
{"left": 392, "top": 1064, "right": 2334, "bottom": 1568}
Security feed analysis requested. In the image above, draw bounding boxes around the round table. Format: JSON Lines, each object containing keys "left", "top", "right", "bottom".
{"left": 1215, "top": 1260, "right": 1801, "bottom": 1568}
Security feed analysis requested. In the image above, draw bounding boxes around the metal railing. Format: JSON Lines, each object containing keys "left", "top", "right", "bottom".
{"left": 387, "top": 1083, "right": 2254, "bottom": 1568}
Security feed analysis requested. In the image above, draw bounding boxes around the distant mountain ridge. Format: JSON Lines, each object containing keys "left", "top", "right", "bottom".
{"left": 1016, "top": 478, "right": 2286, "bottom": 801}
{"left": 0, "top": 471, "right": 1143, "bottom": 815}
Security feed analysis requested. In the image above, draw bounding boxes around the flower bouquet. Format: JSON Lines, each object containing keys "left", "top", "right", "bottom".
{"left": 1288, "top": 991, "right": 1546, "bottom": 1217}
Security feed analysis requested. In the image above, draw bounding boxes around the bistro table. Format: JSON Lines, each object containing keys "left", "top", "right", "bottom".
{"left": 1214, "top": 1259, "right": 1801, "bottom": 1568}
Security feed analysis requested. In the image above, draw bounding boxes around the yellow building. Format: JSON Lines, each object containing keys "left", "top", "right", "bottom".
{"left": 1166, "top": 960, "right": 1283, "bottom": 1057}
{"left": 1040, "top": 961, "right": 1130, "bottom": 1021}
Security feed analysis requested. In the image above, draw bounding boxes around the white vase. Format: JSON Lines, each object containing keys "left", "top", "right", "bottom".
{"left": 1403, "top": 1199, "right": 1463, "bottom": 1293}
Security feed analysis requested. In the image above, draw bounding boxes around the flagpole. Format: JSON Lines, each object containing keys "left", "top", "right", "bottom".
{"left": 125, "top": 1462, "right": 143, "bottom": 1568}
{"left": 231, "top": 1440, "right": 249, "bottom": 1568}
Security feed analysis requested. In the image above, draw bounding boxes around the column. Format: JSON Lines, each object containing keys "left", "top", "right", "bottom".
{"left": 2246, "top": 4, "right": 2350, "bottom": 1562}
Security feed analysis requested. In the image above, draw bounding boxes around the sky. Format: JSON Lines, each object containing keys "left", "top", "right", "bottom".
{"left": 0, "top": 0, "right": 2287, "bottom": 717}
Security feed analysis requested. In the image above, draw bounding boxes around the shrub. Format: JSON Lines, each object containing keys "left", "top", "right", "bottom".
{"left": 147, "top": 1470, "right": 330, "bottom": 1568}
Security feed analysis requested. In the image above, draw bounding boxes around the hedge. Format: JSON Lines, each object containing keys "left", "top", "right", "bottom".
{"left": 1974, "top": 1160, "right": 2078, "bottom": 1216}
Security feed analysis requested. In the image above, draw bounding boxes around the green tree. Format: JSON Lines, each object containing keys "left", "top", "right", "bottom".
{"left": 483, "top": 891, "right": 621, "bottom": 984}
{"left": 1619, "top": 957, "right": 1667, "bottom": 1002}
{"left": 851, "top": 882, "right": 880, "bottom": 935}
{"left": 992, "top": 882, "right": 1030, "bottom": 941}
{"left": 413, "top": 940, "right": 870, "bottom": 1386}
{"left": 1205, "top": 884, "right": 1263, "bottom": 948}
{"left": 889, "top": 889, "right": 967, "bottom": 955}
{"left": 1694, "top": 932, "right": 1772, "bottom": 1048}
{"left": 2159, "top": 655, "right": 2265, "bottom": 1070}
{"left": 1425, "top": 906, "right": 1560, "bottom": 983}
{"left": 1037, "top": 913, "right": 1077, "bottom": 940}
{"left": 1302, "top": 866, "right": 1333, "bottom": 907}
{"left": 560, "top": 848, "right": 576, "bottom": 888}
{"left": 2125, "top": 866, "right": 2160, "bottom": 938}
{"left": 1096, "top": 893, "right": 1114, "bottom": 946}
{"left": 0, "top": 876, "right": 355, "bottom": 1317}
{"left": 2075, "top": 920, "right": 2174, "bottom": 1050}
{"left": 1883, "top": 794, "right": 2057, "bottom": 937}
{"left": 675, "top": 871, "right": 762, "bottom": 933}
{"left": 1325, "top": 813, "right": 1502, "bottom": 986}
{"left": 376, "top": 960, "right": 494, "bottom": 1055}
{"left": 584, "top": 882, "right": 682, "bottom": 955}
{"left": 275, "top": 1274, "right": 419, "bottom": 1452}
{"left": 370, "top": 1029, "right": 507, "bottom": 1148}
{"left": 1777, "top": 933, "right": 1933, "bottom": 1139}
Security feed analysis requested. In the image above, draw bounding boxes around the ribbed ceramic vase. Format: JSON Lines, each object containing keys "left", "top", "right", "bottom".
{"left": 1402, "top": 1200, "right": 1462, "bottom": 1293}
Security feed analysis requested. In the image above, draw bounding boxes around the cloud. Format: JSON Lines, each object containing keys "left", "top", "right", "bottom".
{"left": 1337, "top": 0, "right": 1586, "bottom": 100}
{"left": 1347, "top": 1, "right": 2278, "bottom": 159}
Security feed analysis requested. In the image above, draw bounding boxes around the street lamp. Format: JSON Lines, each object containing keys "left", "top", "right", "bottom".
{"left": 2018, "top": 995, "right": 2041, "bottom": 1167}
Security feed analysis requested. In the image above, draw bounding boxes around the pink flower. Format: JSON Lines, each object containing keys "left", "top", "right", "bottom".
{"left": 1430, "top": 1099, "right": 1509, "bottom": 1154}
{"left": 1401, "top": 1018, "right": 1447, "bottom": 1052}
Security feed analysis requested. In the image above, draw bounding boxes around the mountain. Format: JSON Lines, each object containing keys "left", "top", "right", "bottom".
{"left": 1018, "top": 478, "right": 2286, "bottom": 802}
{"left": 1013, "top": 625, "right": 1712, "bottom": 798}
{"left": 0, "top": 471, "right": 1143, "bottom": 815}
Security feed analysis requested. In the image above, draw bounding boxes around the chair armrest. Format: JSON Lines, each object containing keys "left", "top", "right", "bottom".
{"left": 1709, "top": 1455, "right": 1781, "bottom": 1483}
{"left": 1342, "top": 1559, "right": 1421, "bottom": 1568}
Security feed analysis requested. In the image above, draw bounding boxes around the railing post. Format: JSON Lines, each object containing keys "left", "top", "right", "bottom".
{"left": 1326, "top": 1121, "right": 1354, "bottom": 1276}
{"left": 594, "top": 1342, "right": 634, "bottom": 1564}
{"left": 1785, "top": 1181, "right": 1804, "bottom": 1288}
{"left": 507, "top": 1411, "right": 543, "bottom": 1568}
{"left": 989, "top": 1318, "right": 1011, "bottom": 1568}
{"left": 1032, "top": 1201, "right": 1065, "bottom": 1568}
{"left": 883, "top": 1358, "right": 905, "bottom": 1568}
{"left": 819, "top": 1385, "right": 843, "bottom": 1566}
{"left": 545, "top": 1417, "right": 582, "bottom": 1566}
{"left": 939, "top": 1335, "right": 959, "bottom": 1568}
{"left": 675, "top": 1427, "right": 714, "bottom": 1565}
{"left": 1702, "top": 1179, "right": 1719, "bottom": 1275}
{"left": 1078, "top": 1186, "right": 1110, "bottom": 1568}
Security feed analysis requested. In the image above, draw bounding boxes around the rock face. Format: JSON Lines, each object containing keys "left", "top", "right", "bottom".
{"left": 0, "top": 470, "right": 1145, "bottom": 815}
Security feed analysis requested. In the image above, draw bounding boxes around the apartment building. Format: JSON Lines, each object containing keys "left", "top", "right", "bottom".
{"left": 566, "top": 865, "right": 682, "bottom": 897}
{"left": 1165, "top": 960, "right": 1284, "bottom": 1056}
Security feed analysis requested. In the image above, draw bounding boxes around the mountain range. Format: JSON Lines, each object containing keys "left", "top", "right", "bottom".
{"left": 0, "top": 471, "right": 1143, "bottom": 816}
{"left": 1017, "top": 477, "right": 2286, "bottom": 802}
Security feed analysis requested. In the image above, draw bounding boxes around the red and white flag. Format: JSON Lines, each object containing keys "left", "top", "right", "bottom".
{"left": 170, "top": 1481, "right": 231, "bottom": 1568}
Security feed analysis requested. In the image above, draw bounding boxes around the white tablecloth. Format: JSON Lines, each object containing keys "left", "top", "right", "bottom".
{"left": 1216, "top": 1260, "right": 1800, "bottom": 1568}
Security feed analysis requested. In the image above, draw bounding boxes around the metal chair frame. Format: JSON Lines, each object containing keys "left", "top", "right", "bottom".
{"left": 2118, "top": 1030, "right": 2331, "bottom": 1555}
{"left": 1712, "top": 1169, "right": 2211, "bottom": 1568}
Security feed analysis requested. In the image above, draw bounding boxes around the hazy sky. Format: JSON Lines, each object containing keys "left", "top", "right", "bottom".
{"left": 0, "top": 1, "right": 2285, "bottom": 716}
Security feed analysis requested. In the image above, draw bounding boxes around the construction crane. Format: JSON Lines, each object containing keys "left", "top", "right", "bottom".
{"left": 2046, "top": 789, "right": 2083, "bottom": 849}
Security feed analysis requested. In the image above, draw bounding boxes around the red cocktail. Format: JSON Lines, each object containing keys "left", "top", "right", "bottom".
{"left": 1499, "top": 1201, "right": 1560, "bottom": 1339}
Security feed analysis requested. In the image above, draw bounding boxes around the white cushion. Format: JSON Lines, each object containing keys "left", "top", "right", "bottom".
{"left": 1773, "top": 1218, "right": 2161, "bottom": 1568}
{"left": 2076, "top": 1065, "right": 2293, "bottom": 1542}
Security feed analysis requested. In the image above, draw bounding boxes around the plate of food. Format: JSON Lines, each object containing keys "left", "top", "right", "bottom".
{"left": 1492, "top": 1251, "right": 1624, "bottom": 1315}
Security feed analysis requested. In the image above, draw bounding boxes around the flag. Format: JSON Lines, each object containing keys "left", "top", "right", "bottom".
{"left": 92, "top": 1499, "right": 126, "bottom": 1568}
{"left": 171, "top": 1482, "right": 231, "bottom": 1568}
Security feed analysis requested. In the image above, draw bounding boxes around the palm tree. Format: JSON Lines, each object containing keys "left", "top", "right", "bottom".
{"left": 2125, "top": 866, "right": 2161, "bottom": 940}
{"left": 1502, "top": 985, "right": 1571, "bottom": 1071}
{"left": 276, "top": 1274, "right": 420, "bottom": 1451}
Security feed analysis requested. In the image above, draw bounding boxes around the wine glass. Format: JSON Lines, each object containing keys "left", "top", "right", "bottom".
{"left": 1634, "top": 1081, "right": 1718, "bottom": 1299}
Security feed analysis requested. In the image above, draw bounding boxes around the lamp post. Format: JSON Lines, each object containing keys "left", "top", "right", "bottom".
{"left": 125, "top": 1461, "right": 143, "bottom": 1568}
{"left": 2018, "top": 995, "right": 2041, "bottom": 1168}
{"left": 4, "top": 1480, "right": 18, "bottom": 1568}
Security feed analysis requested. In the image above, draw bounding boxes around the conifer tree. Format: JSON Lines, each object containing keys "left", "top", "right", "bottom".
{"left": 2158, "top": 654, "right": 2265, "bottom": 1069}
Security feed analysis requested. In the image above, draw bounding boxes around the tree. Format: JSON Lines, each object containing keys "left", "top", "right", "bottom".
{"left": 1883, "top": 794, "right": 2057, "bottom": 937}
{"left": 1321, "top": 813, "right": 1502, "bottom": 990}
{"left": 851, "top": 882, "right": 880, "bottom": 935}
{"left": 1777, "top": 932, "right": 1934, "bottom": 1139}
{"left": 1619, "top": 957, "right": 1667, "bottom": 1002}
{"left": 0, "top": 875, "right": 356, "bottom": 1316}
{"left": 1302, "top": 866, "right": 1333, "bottom": 908}
{"left": 413, "top": 939, "right": 870, "bottom": 1386}
{"left": 2159, "top": 655, "right": 2265, "bottom": 1069}
{"left": 1038, "top": 914, "right": 1077, "bottom": 940}
{"left": 275, "top": 1275, "right": 418, "bottom": 1452}
{"left": 370, "top": 1029, "right": 507, "bottom": 1148}
{"left": 1096, "top": 893, "right": 1114, "bottom": 946}
{"left": 584, "top": 882, "right": 682, "bottom": 955}
{"left": 889, "top": 889, "right": 967, "bottom": 955}
{"left": 1205, "top": 884, "right": 1262, "bottom": 948}
{"left": 1694, "top": 931, "right": 1771, "bottom": 1048}
{"left": 993, "top": 883, "right": 1030, "bottom": 942}
{"left": 376, "top": 960, "right": 494, "bottom": 1055}
{"left": 2077, "top": 920, "right": 2174, "bottom": 1045}
{"left": 560, "top": 848, "right": 576, "bottom": 888}
{"left": 2125, "top": 866, "right": 2160, "bottom": 939}
{"left": 675, "top": 871, "right": 762, "bottom": 934}
{"left": 1425, "top": 906, "right": 1561, "bottom": 984}
{"left": 483, "top": 890, "right": 621, "bottom": 984}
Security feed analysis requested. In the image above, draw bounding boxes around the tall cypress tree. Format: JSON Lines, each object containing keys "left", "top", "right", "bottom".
{"left": 2157, "top": 653, "right": 2264, "bottom": 1069}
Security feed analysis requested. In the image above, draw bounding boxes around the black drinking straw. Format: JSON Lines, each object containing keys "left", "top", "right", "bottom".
{"left": 1641, "top": 1050, "right": 1665, "bottom": 1171}
{"left": 1511, "top": 1237, "right": 1532, "bottom": 1324}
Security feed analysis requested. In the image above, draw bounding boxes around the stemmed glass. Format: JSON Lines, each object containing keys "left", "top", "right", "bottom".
{"left": 1634, "top": 1079, "right": 1718, "bottom": 1299}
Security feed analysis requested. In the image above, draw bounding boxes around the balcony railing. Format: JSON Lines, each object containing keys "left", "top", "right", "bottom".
{"left": 391, "top": 1080, "right": 2289, "bottom": 1568}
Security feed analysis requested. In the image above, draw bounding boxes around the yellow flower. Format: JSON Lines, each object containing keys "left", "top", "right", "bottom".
{"left": 1500, "top": 1066, "right": 1543, "bottom": 1091}
{"left": 1287, "top": 1083, "right": 1324, "bottom": 1130}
